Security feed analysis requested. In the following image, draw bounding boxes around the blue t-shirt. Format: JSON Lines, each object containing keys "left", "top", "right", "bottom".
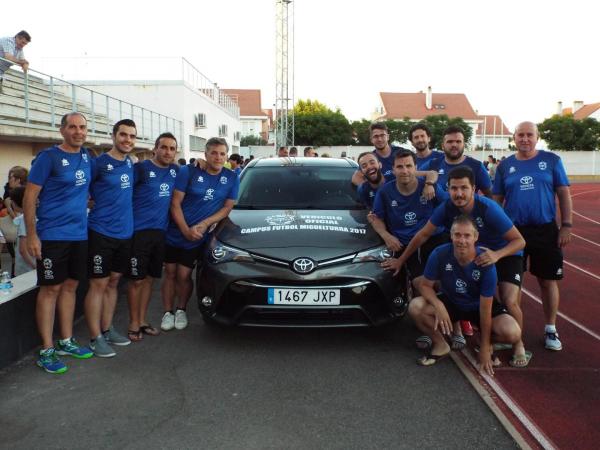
{"left": 234, "top": 167, "right": 242, "bottom": 176}
{"left": 373, "top": 146, "right": 407, "bottom": 182}
{"left": 492, "top": 151, "right": 570, "bottom": 226}
{"left": 373, "top": 178, "right": 446, "bottom": 245}
{"left": 166, "top": 165, "right": 239, "bottom": 249}
{"left": 424, "top": 243, "right": 497, "bottom": 312}
{"left": 421, "top": 155, "right": 492, "bottom": 193}
{"left": 132, "top": 160, "right": 179, "bottom": 232}
{"left": 357, "top": 182, "right": 379, "bottom": 209}
{"left": 88, "top": 153, "right": 134, "bottom": 239}
{"left": 27, "top": 145, "right": 92, "bottom": 241}
{"left": 429, "top": 195, "right": 519, "bottom": 254}
{"left": 416, "top": 150, "right": 444, "bottom": 170}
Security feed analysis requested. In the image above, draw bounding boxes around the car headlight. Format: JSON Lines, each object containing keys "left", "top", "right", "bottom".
{"left": 352, "top": 246, "right": 391, "bottom": 263}
{"left": 208, "top": 239, "right": 254, "bottom": 264}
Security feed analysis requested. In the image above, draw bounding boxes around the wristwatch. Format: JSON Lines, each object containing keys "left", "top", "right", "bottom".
{"left": 425, "top": 181, "right": 435, "bottom": 186}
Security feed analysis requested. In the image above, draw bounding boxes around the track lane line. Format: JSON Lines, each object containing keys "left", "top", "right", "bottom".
{"left": 521, "top": 287, "right": 600, "bottom": 342}
{"left": 572, "top": 233, "right": 600, "bottom": 248}
{"left": 564, "top": 260, "right": 600, "bottom": 281}
{"left": 573, "top": 211, "right": 600, "bottom": 226}
{"left": 571, "top": 189, "right": 600, "bottom": 198}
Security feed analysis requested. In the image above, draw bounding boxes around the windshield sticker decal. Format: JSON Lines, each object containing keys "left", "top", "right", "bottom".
{"left": 240, "top": 214, "right": 366, "bottom": 235}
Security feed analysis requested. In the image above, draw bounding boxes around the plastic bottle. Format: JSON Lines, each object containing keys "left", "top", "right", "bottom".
{"left": 0, "top": 271, "right": 13, "bottom": 295}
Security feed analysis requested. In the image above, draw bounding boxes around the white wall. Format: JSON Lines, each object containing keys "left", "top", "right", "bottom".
{"left": 473, "top": 136, "right": 510, "bottom": 150}
{"left": 0, "top": 142, "right": 35, "bottom": 183}
{"left": 241, "top": 118, "right": 264, "bottom": 137}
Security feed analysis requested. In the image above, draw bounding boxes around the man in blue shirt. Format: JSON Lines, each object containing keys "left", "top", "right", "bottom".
{"left": 126, "top": 133, "right": 179, "bottom": 341}
{"left": 24, "top": 112, "right": 93, "bottom": 374}
{"left": 228, "top": 153, "right": 243, "bottom": 176}
{"left": 84, "top": 119, "right": 137, "bottom": 357}
{"left": 408, "top": 215, "right": 523, "bottom": 375}
{"left": 386, "top": 166, "right": 530, "bottom": 366}
{"left": 493, "top": 121, "right": 572, "bottom": 351}
{"left": 408, "top": 123, "right": 444, "bottom": 170}
{"left": 421, "top": 125, "right": 492, "bottom": 197}
{"left": 161, "top": 137, "right": 239, "bottom": 331}
{"left": 356, "top": 152, "right": 386, "bottom": 209}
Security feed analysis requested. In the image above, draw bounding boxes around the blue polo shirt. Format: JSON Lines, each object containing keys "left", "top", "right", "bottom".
{"left": 492, "top": 151, "right": 570, "bottom": 226}
{"left": 421, "top": 155, "right": 492, "bottom": 192}
{"left": 132, "top": 160, "right": 179, "bottom": 232}
{"left": 357, "top": 182, "right": 380, "bottom": 209}
{"left": 416, "top": 150, "right": 444, "bottom": 170}
{"left": 88, "top": 153, "right": 134, "bottom": 239}
{"left": 429, "top": 195, "right": 520, "bottom": 254}
{"left": 166, "top": 165, "right": 239, "bottom": 249}
{"left": 373, "top": 178, "right": 446, "bottom": 245}
{"left": 373, "top": 146, "right": 407, "bottom": 182}
{"left": 424, "top": 243, "right": 497, "bottom": 312}
{"left": 27, "top": 145, "right": 92, "bottom": 241}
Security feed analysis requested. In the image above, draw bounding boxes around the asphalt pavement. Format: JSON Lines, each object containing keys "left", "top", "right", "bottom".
{"left": 0, "top": 283, "right": 518, "bottom": 449}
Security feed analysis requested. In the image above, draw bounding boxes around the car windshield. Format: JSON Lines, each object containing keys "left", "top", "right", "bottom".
{"left": 236, "top": 165, "right": 364, "bottom": 210}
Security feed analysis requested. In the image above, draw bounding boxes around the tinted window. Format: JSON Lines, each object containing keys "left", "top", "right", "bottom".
{"left": 236, "top": 166, "right": 363, "bottom": 210}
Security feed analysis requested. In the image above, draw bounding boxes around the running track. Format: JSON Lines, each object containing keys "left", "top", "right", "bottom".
{"left": 455, "top": 182, "right": 600, "bottom": 449}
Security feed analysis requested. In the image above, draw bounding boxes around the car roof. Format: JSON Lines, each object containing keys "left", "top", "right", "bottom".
{"left": 246, "top": 157, "right": 358, "bottom": 169}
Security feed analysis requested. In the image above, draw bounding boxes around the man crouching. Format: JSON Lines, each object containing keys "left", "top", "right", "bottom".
{"left": 408, "top": 214, "right": 525, "bottom": 376}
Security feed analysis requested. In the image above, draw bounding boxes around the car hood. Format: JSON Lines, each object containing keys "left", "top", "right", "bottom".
{"left": 215, "top": 209, "right": 382, "bottom": 261}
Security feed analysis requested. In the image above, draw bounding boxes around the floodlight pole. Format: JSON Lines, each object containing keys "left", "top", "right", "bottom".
{"left": 275, "top": 0, "right": 294, "bottom": 150}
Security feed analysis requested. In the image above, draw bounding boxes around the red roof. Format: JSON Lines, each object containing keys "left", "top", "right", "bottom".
{"left": 573, "top": 103, "right": 600, "bottom": 120}
{"left": 379, "top": 92, "right": 479, "bottom": 120}
{"left": 476, "top": 115, "right": 511, "bottom": 136}
{"left": 221, "top": 89, "right": 267, "bottom": 117}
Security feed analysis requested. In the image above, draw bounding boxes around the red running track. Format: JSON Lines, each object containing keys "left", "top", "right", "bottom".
{"left": 458, "top": 183, "right": 600, "bottom": 449}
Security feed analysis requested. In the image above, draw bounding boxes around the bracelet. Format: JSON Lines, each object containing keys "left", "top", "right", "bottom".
{"left": 561, "top": 222, "right": 572, "bottom": 228}
{"left": 425, "top": 181, "right": 435, "bottom": 186}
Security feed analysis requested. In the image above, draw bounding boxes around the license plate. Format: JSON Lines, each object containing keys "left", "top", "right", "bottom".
{"left": 268, "top": 288, "right": 340, "bottom": 305}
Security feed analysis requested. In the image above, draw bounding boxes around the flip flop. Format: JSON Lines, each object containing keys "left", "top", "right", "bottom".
{"left": 415, "top": 335, "right": 432, "bottom": 350}
{"left": 493, "top": 343, "right": 513, "bottom": 351}
{"left": 451, "top": 334, "right": 466, "bottom": 350}
{"left": 417, "top": 350, "right": 450, "bottom": 367}
{"left": 128, "top": 329, "right": 143, "bottom": 342}
{"left": 509, "top": 350, "right": 533, "bottom": 368}
{"left": 140, "top": 324, "right": 160, "bottom": 336}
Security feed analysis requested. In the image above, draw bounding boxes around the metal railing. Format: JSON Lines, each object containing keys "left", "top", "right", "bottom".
{"left": 0, "top": 57, "right": 184, "bottom": 147}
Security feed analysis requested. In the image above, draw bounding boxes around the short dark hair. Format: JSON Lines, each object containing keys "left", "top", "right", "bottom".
{"left": 177, "top": 158, "right": 186, "bottom": 165}
{"left": 409, "top": 123, "right": 432, "bottom": 140}
{"left": 154, "top": 132, "right": 177, "bottom": 149}
{"left": 189, "top": 158, "right": 196, "bottom": 164}
{"left": 112, "top": 119, "right": 137, "bottom": 136}
{"left": 15, "top": 31, "right": 31, "bottom": 42}
{"left": 206, "top": 137, "right": 229, "bottom": 152}
{"left": 9, "top": 186, "right": 26, "bottom": 208}
{"left": 303, "top": 146, "right": 314, "bottom": 156}
{"left": 229, "top": 153, "right": 243, "bottom": 164}
{"left": 451, "top": 214, "right": 479, "bottom": 235}
{"left": 394, "top": 149, "right": 416, "bottom": 164}
{"left": 9, "top": 166, "right": 28, "bottom": 185}
{"left": 60, "top": 112, "right": 87, "bottom": 128}
{"left": 448, "top": 166, "right": 475, "bottom": 187}
{"left": 369, "top": 122, "right": 388, "bottom": 134}
{"left": 357, "top": 151, "right": 374, "bottom": 165}
{"left": 443, "top": 125, "right": 465, "bottom": 139}
{"left": 289, "top": 147, "right": 298, "bottom": 156}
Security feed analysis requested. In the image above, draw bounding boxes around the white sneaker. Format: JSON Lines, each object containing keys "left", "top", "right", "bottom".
{"left": 161, "top": 312, "right": 175, "bottom": 331}
{"left": 174, "top": 309, "right": 188, "bottom": 330}
{"left": 545, "top": 331, "right": 563, "bottom": 351}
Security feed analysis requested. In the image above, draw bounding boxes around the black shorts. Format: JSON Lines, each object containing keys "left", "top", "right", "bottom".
{"left": 439, "top": 293, "right": 508, "bottom": 326}
{"left": 164, "top": 244, "right": 204, "bottom": 269}
{"left": 517, "top": 222, "right": 563, "bottom": 280}
{"left": 495, "top": 255, "right": 524, "bottom": 287}
{"left": 37, "top": 240, "right": 88, "bottom": 286}
{"left": 400, "top": 232, "right": 450, "bottom": 279}
{"left": 127, "top": 229, "right": 166, "bottom": 280}
{"left": 88, "top": 229, "right": 132, "bottom": 278}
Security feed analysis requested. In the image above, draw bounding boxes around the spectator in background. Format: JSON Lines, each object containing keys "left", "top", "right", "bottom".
{"left": 304, "top": 146, "right": 316, "bottom": 157}
{"left": 243, "top": 155, "right": 254, "bottom": 167}
{"left": 9, "top": 186, "right": 35, "bottom": 275}
{"left": 189, "top": 158, "right": 196, "bottom": 165}
{"left": 487, "top": 156, "right": 497, "bottom": 182}
{"left": 2, "top": 166, "right": 28, "bottom": 275}
{"left": 277, "top": 146, "right": 289, "bottom": 157}
{"left": 228, "top": 153, "right": 243, "bottom": 176}
{"left": 0, "top": 31, "right": 31, "bottom": 93}
{"left": 289, "top": 147, "right": 298, "bottom": 157}
{"left": 177, "top": 158, "right": 186, "bottom": 166}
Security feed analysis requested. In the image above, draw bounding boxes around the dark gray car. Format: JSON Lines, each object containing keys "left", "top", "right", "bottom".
{"left": 197, "top": 157, "right": 408, "bottom": 327}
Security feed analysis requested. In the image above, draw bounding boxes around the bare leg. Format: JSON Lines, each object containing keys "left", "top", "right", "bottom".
{"left": 538, "top": 278, "right": 560, "bottom": 325}
{"left": 57, "top": 278, "right": 79, "bottom": 340}
{"left": 139, "top": 276, "right": 154, "bottom": 325}
{"left": 36, "top": 284, "right": 62, "bottom": 349}
{"left": 161, "top": 263, "right": 176, "bottom": 312}
{"left": 101, "top": 272, "right": 122, "bottom": 331}
{"left": 175, "top": 264, "right": 194, "bottom": 309}
{"left": 127, "top": 279, "right": 144, "bottom": 331}
{"left": 498, "top": 281, "right": 526, "bottom": 355}
{"left": 85, "top": 277, "right": 110, "bottom": 338}
{"left": 409, "top": 297, "right": 450, "bottom": 355}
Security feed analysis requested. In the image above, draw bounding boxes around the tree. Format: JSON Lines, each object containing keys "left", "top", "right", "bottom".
{"left": 350, "top": 118, "right": 413, "bottom": 146}
{"left": 538, "top": 114, "right": 600, "bottom": 151}
{"left": 292, "top": 99, "right": 353, "bottom": 146}
{"left": 421, "top": 114, "right": 473, "bottom": 149}
{"left": 240, "top": 135, "right": 267, "bottom": 146}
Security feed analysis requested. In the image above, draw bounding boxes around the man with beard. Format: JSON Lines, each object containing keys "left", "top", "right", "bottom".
{"left": 385, "top": 166, "right": 530, "bottom": 367}
{"left": 408, "top": 123, "right": 444, "bottom": 170}
{"left": 84, "top": 119, "right": 137, "bottom": 357}
{"left": 421, "top": 125, "right": 492, "bottom": 197}
{"left": 493, "top": 121, "right": 572, "bottom": 352}
{"left": 356, "top": 152, "right": 385, "bottom": 209}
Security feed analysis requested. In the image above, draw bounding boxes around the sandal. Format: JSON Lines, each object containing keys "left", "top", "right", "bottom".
{"left": 140, "top": 324, "right": 160, "bottom": 336}
{"left": 128, "top": 329, "right": 143, "bottom": 342}
{"left": 451, "top": 334, "right": 466, "bottom": 350}
{"left": 417, "top": 350, "right": 450, "bottom": 367}
{"left": 415, "top": 335, "right": 432, "bottom": 350}
{"left": 493, "top": 343, "right": 513, "bottom": 351}
{"left": 509, "top": 350, "right": 533, "bottom": 368}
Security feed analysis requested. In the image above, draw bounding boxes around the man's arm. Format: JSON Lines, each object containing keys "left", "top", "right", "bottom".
{"left": 351, "top": 170, "right": 366, "bottom": 187}
{"left": 23, "top": 182, "right": 42, "bottom": 259}
{"left": 415, "top": 170, "right": 438, "bottom": 200}
{"left": 380, "top": 221, "right": 437, "bottom": 275}
{"left": 370, "top": 215, "right": 402, "bottom": 252}
{"left": 478, "top": 296, "right": 494, "bottom": 376}
{"left": 170, "top": 190, "right": 202, "bottom": 242}
{"left": 194, "top": 199, "right": 235, "bottom": 238}
{"left": 474, "top": 226, "right": 525, "bottom": 267}
{"left": 479, "top": 187, "right": 492, "bottom": 198}
{"left": 492, "top": 194, "right": 504, "bottom": 207}
{"left": 556, "top": 185, "right": 573, "bottom": 248}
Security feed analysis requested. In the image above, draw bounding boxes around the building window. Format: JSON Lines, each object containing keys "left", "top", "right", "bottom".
{"left": 219, "top": 124, "right": 228, "bottom": 137}
{"left": 189, "top": 135, "right": 207, "bottom": 152}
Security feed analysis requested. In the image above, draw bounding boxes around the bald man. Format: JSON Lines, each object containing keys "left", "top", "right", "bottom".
{"left": 492, "top": 121, "right": 572, "bottom": 352}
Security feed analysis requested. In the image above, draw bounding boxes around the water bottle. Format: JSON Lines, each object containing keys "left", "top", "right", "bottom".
{"left": 0, "top": 271, "right": 13, "bottom": 295}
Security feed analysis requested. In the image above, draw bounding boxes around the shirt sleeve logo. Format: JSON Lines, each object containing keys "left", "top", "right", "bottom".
{"left": 538, "top": 161, "right": 547, "bottom": 170}
{"left": 220, "top": 176, "right": 228, "bottom": 184}
{"left": 472, "top": 270, "right": 481, "bottom": 281}
{"left": 170, "top": 169, "right": 177, "bottom": 177}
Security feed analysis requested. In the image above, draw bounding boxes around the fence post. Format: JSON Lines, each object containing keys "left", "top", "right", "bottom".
{"left": 24, "top": 72, "right": 30, "bottom": 124}
{"left": 49, "top": 77, "right": 56, "bottom": 127}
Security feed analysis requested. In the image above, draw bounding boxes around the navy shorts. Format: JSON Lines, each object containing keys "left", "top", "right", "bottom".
{"left": 127, "top": 229, "right": 166, "bottom": 280}
{"left": 37, "top": 240, "right": 88, "bottom": 286}
{"left": 164, "top": 244, "right": 204, "bottom": 269}
{"left": 438, "top": 293, "right": 508, "bottom": 326}
{"left": 517, "top": 222, "right": 563, "bottom": 280}
{"left": 88, "top": 229, "right": 132, "bottom": 278}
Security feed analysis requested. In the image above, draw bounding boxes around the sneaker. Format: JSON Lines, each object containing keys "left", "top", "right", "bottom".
{"left": 37, "top": 348, "right": 68, "bottom": 374}
{"left": 460, "top": 320, "right": 474, "bottom": 336}
{"left": 174, "top": 309, "right": 188, "bottom": 330}
{"left": 545, "top": 331, "right": 563, "bottom": 351}
{"left": 90, "top": 334, "right": 116, "bottom": 358}
{"left": 55, "top": 338, "right": 93, "bottom": 359}
{"left": 161, "top": 312, "right": 175, "bottom": 331}
{"left": 104, "top": 326, "right": 131, "bottom": 346}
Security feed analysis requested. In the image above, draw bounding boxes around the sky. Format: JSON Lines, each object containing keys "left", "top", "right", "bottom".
{"left": 4, "top": 0, "right": 599, "bottom": 130}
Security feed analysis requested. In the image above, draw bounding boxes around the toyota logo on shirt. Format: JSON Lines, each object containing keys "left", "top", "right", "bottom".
{"left": 405, "top": 212, "right": 417, "bottom": 221}
{"left": 160, "top": 183, "right": 170, "bottom": 192}
{"left": 456, "top": 279, "right": 467, "bottom": 289}
{"left": 520, "top": 176, "right": 533, "bottom": 184}
{"left": 121, "top": 174, "right": 130, "bottom": 183}
{"left": 75, "top": 170, "right": 85, "bottom": 180}
{"left": 292, "top": 258, "right": 316, "bottom": 274}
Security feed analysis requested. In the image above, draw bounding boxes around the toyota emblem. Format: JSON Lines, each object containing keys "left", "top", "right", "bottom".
{"left": 292, "top": 258, "right": 316, "bottom": 274}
